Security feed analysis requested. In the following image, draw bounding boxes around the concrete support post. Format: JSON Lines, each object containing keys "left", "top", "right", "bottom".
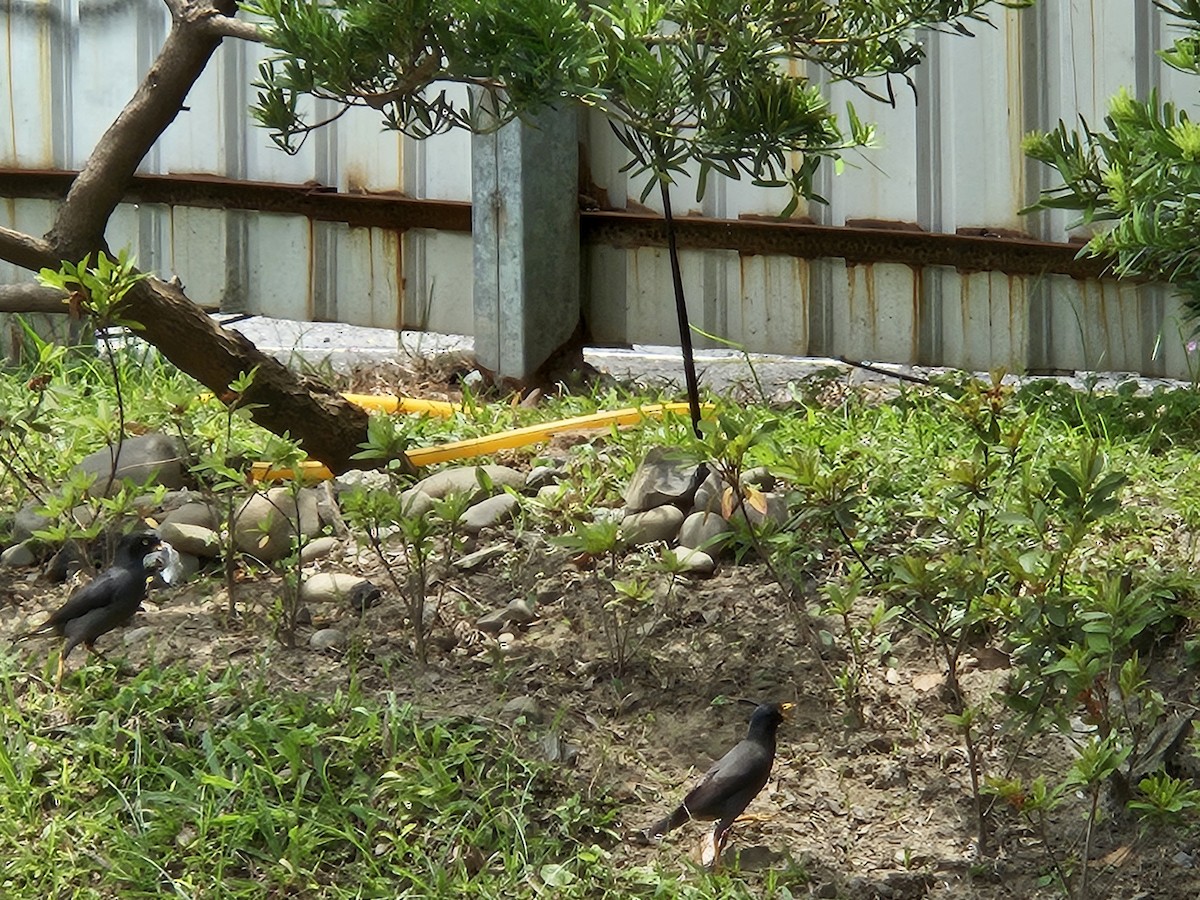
{"left": 472, "top": 107, "right": 579, "bottom": 382}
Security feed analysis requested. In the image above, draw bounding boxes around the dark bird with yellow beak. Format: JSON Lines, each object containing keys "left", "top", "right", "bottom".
{"left": 14, "top": 531, "right": 165, "bottom": 687}
{"left": 647, "top": 701, "right": 794, "bottom": 866}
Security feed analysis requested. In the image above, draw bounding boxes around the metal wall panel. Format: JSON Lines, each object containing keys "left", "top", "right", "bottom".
{"left": 2, "top": 3, "right": 1197, "bottom": 376}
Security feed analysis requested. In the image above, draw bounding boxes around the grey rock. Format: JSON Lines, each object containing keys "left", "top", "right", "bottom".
{"left": 347, "top": 580, "right": 383, "bottom": 613}
{"left": 74, "top": 433, "right": 187, "bottom": 496}
{"left": 455, "top": 544, "right": 508, "bottom": 571}
{"left": 500, "top": 695, "right": 542, "bottom": 722}
{"left": 12, "top": 504, "right": 50, "bottom": 543}
{"left": 678, "top": 511, "right": 734, "bottom": 553}
{"left": 620, "top": 506, "right": 685, "bottom": 546}
{"left": 44, "top": 540, "right": 86, "bottom": 582}
{"left": 413, "top": 464, "right": 526, "bottom": 502}
{"left": 332, "top": 469, "right": 393, "bottom": 493}
{"left": 623, "top": 447, "right": 707, "bottom": 513}
{"left": 393, "top": 487, "right": 433, "bottom": 519}
{"left": 591, "top": 506, "right": 626, "bottom": 525}
{"left": 299, "top": 572, "right": 370, "bottom": 604}
{"left": 1, "top": 541, "right": 38, "bottom": 567}
{"left": 667, "top": 546, "right": 716, "bottom": 575}
{"left": 691, "top": 469, "right": 726, "bottom": 514}
{"left": 738, "top": 466, "right": 777, "bottom": 491}
{"left": 734, "top": 845, "right": 786, "bottom": 870}
{"left": 476, "top": 598, "right": 536, "bottom": 634}
{"left": 461, "top": 493, "right": 520, "bottom": 534}
{"left": 121, "top": 625, "right": 156, "bottom": 647}
{"left": 309, "top": 628, "right": 347, "bottom": 651}
{"left": 233, "top": 487, "right": 322, "bottom": 561}
{"left": 156, "top": 488, "right": 199, "bottom": 511}
{"left": 540, "top": 731, "right": 580, "bottom": 766}
{"left": 533, "top": 579, "right": 561, "bottom": 605}
{"left": 300, "top": 536, "right": 341, "bottom": 563}
{"left": 476, "top": 608, "right": 511, "bottom": 634}
{"left": 525, "top": 466, "right": 566, "bottom": 491}
{"left": 158, "top": 522, "right": 221, "bottom": 559}
{"left": 315, "top": 482, "right": 345, "bottom": 532}
{"left": 728, "top": 491, "right": 789, "bottom": 528}
{"left": 505, "top": 597, "right": 536, "bottom": 625}
{"left": 161, "top": 501, "right": 220, "bottom": 531}
{"left": 69, "top": 505, "right": 98, "bottom": 529}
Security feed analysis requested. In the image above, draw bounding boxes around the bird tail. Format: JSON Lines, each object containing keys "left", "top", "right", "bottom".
{"left": 12, "top": 624, "right": 52, "bottom": 645}
{"left": 645, "top": 805, "right": 690, "bottom": 841}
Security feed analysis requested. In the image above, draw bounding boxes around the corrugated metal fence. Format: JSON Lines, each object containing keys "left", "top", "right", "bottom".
{"left": 1, "top": 1, "right": 1196, "bottom": 377}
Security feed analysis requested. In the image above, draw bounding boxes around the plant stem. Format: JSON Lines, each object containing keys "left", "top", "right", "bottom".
{"left": 960, "top": 716, "right": 989, "bottom": 857}
{"left": 655, "top": 167, "right": 702, "bottom": 438}
{"left": 1081, "top": 787, "right": 1099, "bottom": 898}
{"left": 99, "top": 329, "right": 126, "bottom": 500}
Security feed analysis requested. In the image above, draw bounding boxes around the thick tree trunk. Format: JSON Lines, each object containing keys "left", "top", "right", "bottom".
{"left": 0, "top": 0, "right": 396, "bottom": 475}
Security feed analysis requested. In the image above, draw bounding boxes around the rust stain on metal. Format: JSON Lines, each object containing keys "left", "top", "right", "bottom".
{"left": 0, "top": 167, "right": 1121, "bottom": 280}
{"left": 0, "top": 169, "right": 473, "bottom": 233}
{"left": 581, "top": 209, "right": 1114, "bottom": 280}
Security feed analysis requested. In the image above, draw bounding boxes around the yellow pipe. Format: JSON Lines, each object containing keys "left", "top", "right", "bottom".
{"left": 340, "top": 393, "right": 461, "bottom": 416}
{"left": 250, "top": 401, "right": 708, "bottom": 482}
{"left": 200, "top": 391, "right": 463, "bottom": 416}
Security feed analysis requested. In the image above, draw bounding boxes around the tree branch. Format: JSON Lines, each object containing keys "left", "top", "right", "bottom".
{"left": 47, "top": 1, "right": 240, "bottom": 259}
{"left": 0, "top": 225, "right": 56, "bottom": 271}
{"left": 1, "top": 0, "right": 391, "bottom": 474}
{"left": 198, "top": 15, "right": 266, "bottom": 42}
{"left": 0, "top": 283, "right": 68, "bottom": 314}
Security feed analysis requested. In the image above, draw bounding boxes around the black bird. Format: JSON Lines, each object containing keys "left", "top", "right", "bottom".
{"left": 14, "top": 531, "right": 164, "bottom": 687}
{"left": 647, "top": 701, "right": 794, "bottom": 865}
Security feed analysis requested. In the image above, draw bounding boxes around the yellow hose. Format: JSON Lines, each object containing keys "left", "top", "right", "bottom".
{"left": 250, "top": 401, "right": 708, "bottom": 482}
{"left": 340, "top": 393, "right": 461, "bottom": 416}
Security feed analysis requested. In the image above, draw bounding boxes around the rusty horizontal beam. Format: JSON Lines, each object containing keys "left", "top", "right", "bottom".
{"left": 0, "top": 168, "right": 1108, "bottom": 279}
{"left": 0, "top": 168, "right": 473, "bottom": 233}
{"left": 580, "top": 211, "right": 1110, "bottom": 279}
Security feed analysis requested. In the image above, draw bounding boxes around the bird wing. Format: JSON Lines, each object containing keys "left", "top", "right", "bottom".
{"left": 681, "top": 739, "right": 771, "bottom": 818}
{"left": 41, "top": 567, "right": 138, "bottom": 627}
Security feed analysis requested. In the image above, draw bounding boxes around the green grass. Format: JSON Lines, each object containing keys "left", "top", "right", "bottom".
{"left": 0, "top": 658, "right": 619, "bottom": 898}
{"left": 0, "top": 655, "right": 812, "bottom": 898}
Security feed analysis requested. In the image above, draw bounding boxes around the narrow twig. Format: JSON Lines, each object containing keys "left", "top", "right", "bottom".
{"left": 838, "top": 355, "right": 936, "bottom": 387}
{"left": 1081, "top": 788, "right": 1100, "bottom": 898}
{"left": 834, "top": 516, "right": 876, "bottom": 578}
{"left": 98, "top": 330, "right": 126, "bottom": 499}
{"left": 1035, "top": 810, "right": 1074, "bottom": 896}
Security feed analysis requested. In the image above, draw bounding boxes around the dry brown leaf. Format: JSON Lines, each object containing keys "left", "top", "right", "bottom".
{"left": 1100, "top": 844, "right": 1133, "bottom": 867}
{"left": 721, "top": 486, "right": 736, "bottom": 519}
{"left": 912, "top": 672, "right": 944, "bottom": 692}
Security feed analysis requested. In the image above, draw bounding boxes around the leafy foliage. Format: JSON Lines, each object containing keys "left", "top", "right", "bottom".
{"left": 247, "top": 0, "right": 1028, "bottom": 211}
{"left": 1023, "top": 1, "right": 1200, "bottom": 321}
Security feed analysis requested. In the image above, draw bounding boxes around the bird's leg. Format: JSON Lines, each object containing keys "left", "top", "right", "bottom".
{"left": 700, "top": 822, "right": 729, "bottom": 870}
{"left": 84, "top": 641, "right": 108, "bottom": 662}
{"left": 54, "top": 653, "right": 65, "bottom": 691}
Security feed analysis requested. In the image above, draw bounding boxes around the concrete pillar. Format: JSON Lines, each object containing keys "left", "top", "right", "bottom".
{"left": 472, "top": 107, "right": 579, "bottom": 381}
